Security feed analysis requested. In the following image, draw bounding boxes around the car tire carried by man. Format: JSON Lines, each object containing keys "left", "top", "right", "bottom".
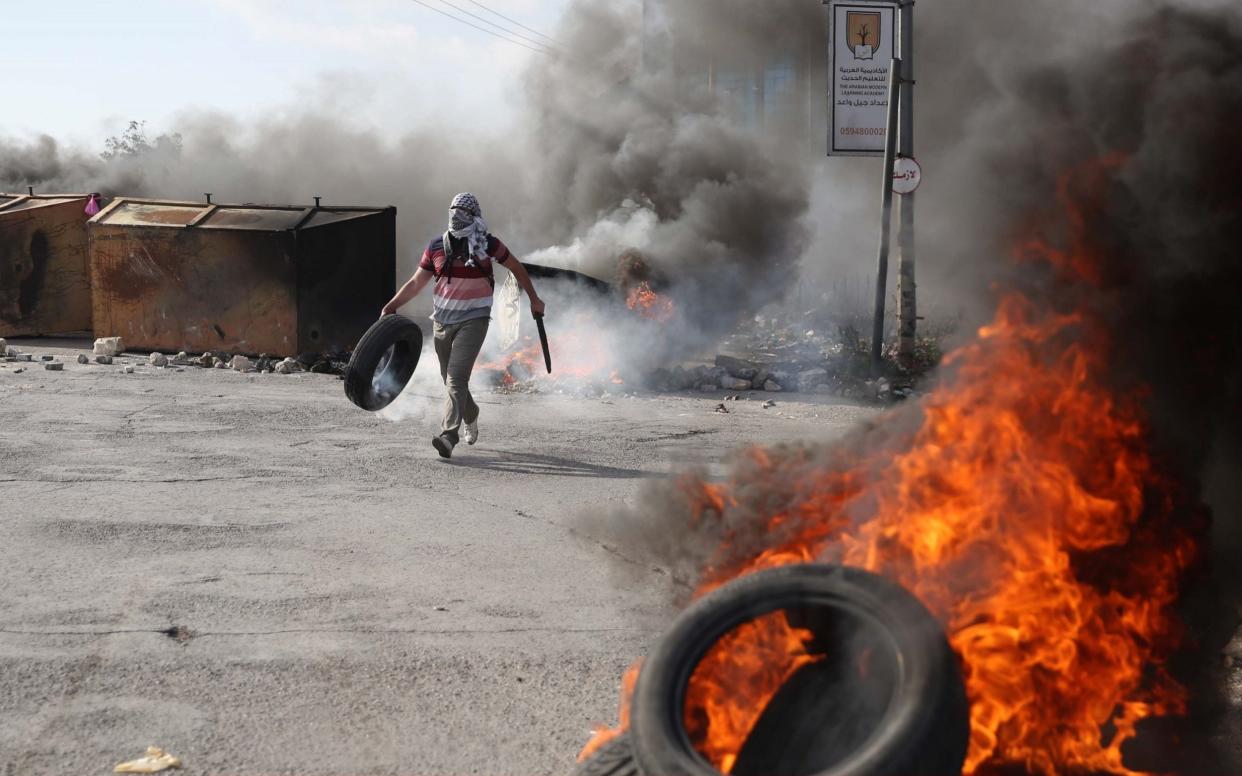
{"left": 344, "top": 314, "right": 423, "bottom": 411}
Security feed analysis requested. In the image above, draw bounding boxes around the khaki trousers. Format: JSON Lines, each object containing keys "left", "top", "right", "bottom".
{"left": 433, "top": 317, "right": 489, "bottom": 441}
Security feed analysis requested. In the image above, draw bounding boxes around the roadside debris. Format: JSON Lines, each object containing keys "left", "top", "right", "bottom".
{"left": 114, "top": 745, "right": 182, "bottom": 773}
{"left": 40, "top": 354, "right": 54, "bottom": 361}
{"left": 229, "top": 355, "right": 253, "bottom": 372}
{"left": 713, "top": 403, "right": 730, "bottom": 414}
{"left": 94, "top": 337, "right": 124, "bottom": 357}
{"left": 96, "top": 355, "right": 114, "bottom": 365}
{"left": 44, "top": 362, "right": 63, "bottom": 371}
{"left": 762, "top": 400, "right": 776, "bottom": 409}
{"left": 149, "top": 352, "right": 169, "bottom": 367}
{"left": 77, "top": 354, "right": 90, "bottom": 364}
{"left": 13, "top": 367, "right": 24, "bottom": 374}
{"left": 123, "top": 366, "right": 135, "bottom": 374}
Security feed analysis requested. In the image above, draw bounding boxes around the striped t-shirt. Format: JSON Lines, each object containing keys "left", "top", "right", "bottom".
{"left": 419, "top": 233, "right": 513, "bottom": 325}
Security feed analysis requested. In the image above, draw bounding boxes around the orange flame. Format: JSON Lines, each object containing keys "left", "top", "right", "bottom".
{"left": 477, "top": 312, "right": 613, "bottom": 385}
{"left": 626, "top": 281, "right": 675, "bottom": 322}
{"left": 684, "top": 612, "right": 821, "bottom": 774}
{"left": 581, "top": 157, "right": 1200, "bottom": 775}
{"left": 579, "top": 660, "right": 642, "bottom": 761}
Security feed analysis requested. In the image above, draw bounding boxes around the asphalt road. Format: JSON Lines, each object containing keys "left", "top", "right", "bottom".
{"left": 0, "top": 338, "right": 877, "bottom": 775}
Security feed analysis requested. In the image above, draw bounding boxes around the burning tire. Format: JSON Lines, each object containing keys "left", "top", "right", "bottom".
{"left": 343, "top": 314, "right": 423, "bottom": 411}
{"left": 628, "top": 564, "right": 969, "bottom": 776}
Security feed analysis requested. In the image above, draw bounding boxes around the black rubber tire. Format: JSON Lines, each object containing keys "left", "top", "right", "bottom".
{"left": 629, "top": 564, "right": 969, "bottom": 776}
{"left": 343, "top": 314, "right": 423, "bottom": 411}
{"left": 572, "top": 733, "right": 642, "bottom": 776}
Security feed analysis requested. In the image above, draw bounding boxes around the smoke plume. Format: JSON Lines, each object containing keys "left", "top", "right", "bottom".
{"left": 581, "top": 3, "right": 1242, "bottom": 770}
{"left": 2, "top": 0, "right": 820, "bottom": 360}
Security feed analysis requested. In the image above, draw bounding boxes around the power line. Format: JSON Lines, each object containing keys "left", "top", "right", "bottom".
{"left": 407, "top": 0, "right": 557, "bottom": 55}
{"left": 436, "top": 0, "right": 563, "bottom": 52}
{"left": 460, "top": 0, "right": 561, "bottom": 46}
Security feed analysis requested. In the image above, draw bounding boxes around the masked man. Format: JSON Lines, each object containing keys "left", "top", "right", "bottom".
{"left": 381, "top": 193, "right": 545, "bottom": 458}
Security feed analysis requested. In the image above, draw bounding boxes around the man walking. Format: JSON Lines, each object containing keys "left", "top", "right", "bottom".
{"left": 381, "top": 193, "right": 545, "bottom": 458}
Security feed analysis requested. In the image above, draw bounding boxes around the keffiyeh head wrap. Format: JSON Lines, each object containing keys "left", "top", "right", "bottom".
{"left": 448, "top": 192, "right": 489, "bottom": 265}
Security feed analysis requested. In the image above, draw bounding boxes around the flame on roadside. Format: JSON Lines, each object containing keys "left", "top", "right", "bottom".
{"left": 580, "top": 157, "right": 1201, "bottom": 775}
{"left": 477, "top": 313, "right": 612, "bottom": 385}
{"left": 626, "top": 281, "right": 675, "bottom": 323}
{"left": 480, "top": 287, "right": 667, "bottom": 387}
{"left": 579, "top": 660, "right": 642, "bottom": 761}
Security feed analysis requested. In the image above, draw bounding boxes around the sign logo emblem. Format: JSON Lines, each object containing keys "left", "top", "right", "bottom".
{"left": 846, "top": 11, "right": 881, "bottom": 60}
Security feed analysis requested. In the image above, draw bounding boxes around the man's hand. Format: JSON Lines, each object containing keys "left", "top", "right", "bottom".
{"left": 529, "top": 296, "right": 546, "bottom": 317}
{"left": 381, "top": 268, "right": 434, "bottom": 319}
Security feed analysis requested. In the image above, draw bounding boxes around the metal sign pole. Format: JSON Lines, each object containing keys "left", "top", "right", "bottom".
{"left": 871, "top": 60, "right": 902, "bottom": 370}
{"left": 896, "top": 0, "right": 917, "bottom": 367}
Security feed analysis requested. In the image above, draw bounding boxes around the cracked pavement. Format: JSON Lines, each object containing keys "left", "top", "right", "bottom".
{"left": 0, "top": 339, "right": 877, "bottom": 775}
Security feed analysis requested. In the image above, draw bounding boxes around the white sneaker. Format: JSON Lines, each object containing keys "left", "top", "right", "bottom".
{"left": 464, "top": 420, "right": 479, "bottom": 445}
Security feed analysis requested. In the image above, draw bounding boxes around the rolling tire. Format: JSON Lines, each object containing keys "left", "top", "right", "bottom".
{"left": 572, "top": 733, "right": 642, "bottom": 776}
{"left": 343, "top": 314, "right": 423, "bottom": 411}
{"left": 629, "top": 564, "right": 969, "bottom": 776}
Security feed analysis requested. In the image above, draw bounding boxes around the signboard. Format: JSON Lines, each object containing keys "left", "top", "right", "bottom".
{"left": 891, "top": 156, "right": 922, "bottom": 194}
{"left": 828, "top": 1, "right": 899, "bottom": 156}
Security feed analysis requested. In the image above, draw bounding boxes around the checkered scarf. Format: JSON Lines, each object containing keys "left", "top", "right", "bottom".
{"left": 447, "top": 192, "right": 489, "bottom": 266}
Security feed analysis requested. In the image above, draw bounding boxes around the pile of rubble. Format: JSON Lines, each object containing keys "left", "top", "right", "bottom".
{"left": 1, "top": 336, "right": 349, "bottom": 377}
{"left": 646, "top": 354, "right": 913, "bottom": 402}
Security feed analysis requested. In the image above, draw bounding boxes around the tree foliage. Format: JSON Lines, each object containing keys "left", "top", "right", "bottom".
{"left": 100, "top": 120, "right": 182, "bottom": 161}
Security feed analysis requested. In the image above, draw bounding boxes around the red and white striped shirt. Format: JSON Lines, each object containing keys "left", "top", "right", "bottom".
{"left": 418, "top": 234, "right": 513, "bottom": 325}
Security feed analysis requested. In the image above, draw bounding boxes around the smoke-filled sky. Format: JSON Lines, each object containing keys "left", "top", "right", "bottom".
{"left": 1, "top": 0, "right": 568, "bottom": 144}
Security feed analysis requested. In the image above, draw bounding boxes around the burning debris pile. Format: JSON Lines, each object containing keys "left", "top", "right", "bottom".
{"left": 477, "top": 257, "right": 944, "bottom": 403}
{"left": 574, "top": 6, "right": 1242, "bottom": 775}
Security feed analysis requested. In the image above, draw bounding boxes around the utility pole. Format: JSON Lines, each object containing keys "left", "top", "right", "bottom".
{"left": 895, "top": 0, "right": 917, "bottom": 367}
{"left": 871, "top": 61, "right": 902, "bottom": 370}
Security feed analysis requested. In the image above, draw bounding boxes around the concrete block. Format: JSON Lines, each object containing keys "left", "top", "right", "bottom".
{"left": 93, "top": 337, "right": 124, "bottom": 357}
{"left": 44, "top": 362, "right": 64, "bottom": 371}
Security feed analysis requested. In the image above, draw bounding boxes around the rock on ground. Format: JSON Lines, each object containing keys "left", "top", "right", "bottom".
{"left": 93, "top": 337, "right": 124, "bottom": 357}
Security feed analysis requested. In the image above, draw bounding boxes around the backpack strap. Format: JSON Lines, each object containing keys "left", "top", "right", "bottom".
{"left": 438, "top": 232, "right": 495, "bottom": 290}
{"left": 438, "top": 231, "right": 455, "bottom": 285}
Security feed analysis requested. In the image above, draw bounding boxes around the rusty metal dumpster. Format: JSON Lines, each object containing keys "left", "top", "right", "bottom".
{"left": 88, "top": 198, "right": 396, "bottom": 356}
{"left": 0, "top": 193, "right": 94, "bottom": 337}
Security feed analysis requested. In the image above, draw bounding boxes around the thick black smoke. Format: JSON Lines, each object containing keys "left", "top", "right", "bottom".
{"left": 1, "top": 0, "right": 816, "bottom": 360}
{"left": 582, "top": 3, "right": 1242, "bottom": 769}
